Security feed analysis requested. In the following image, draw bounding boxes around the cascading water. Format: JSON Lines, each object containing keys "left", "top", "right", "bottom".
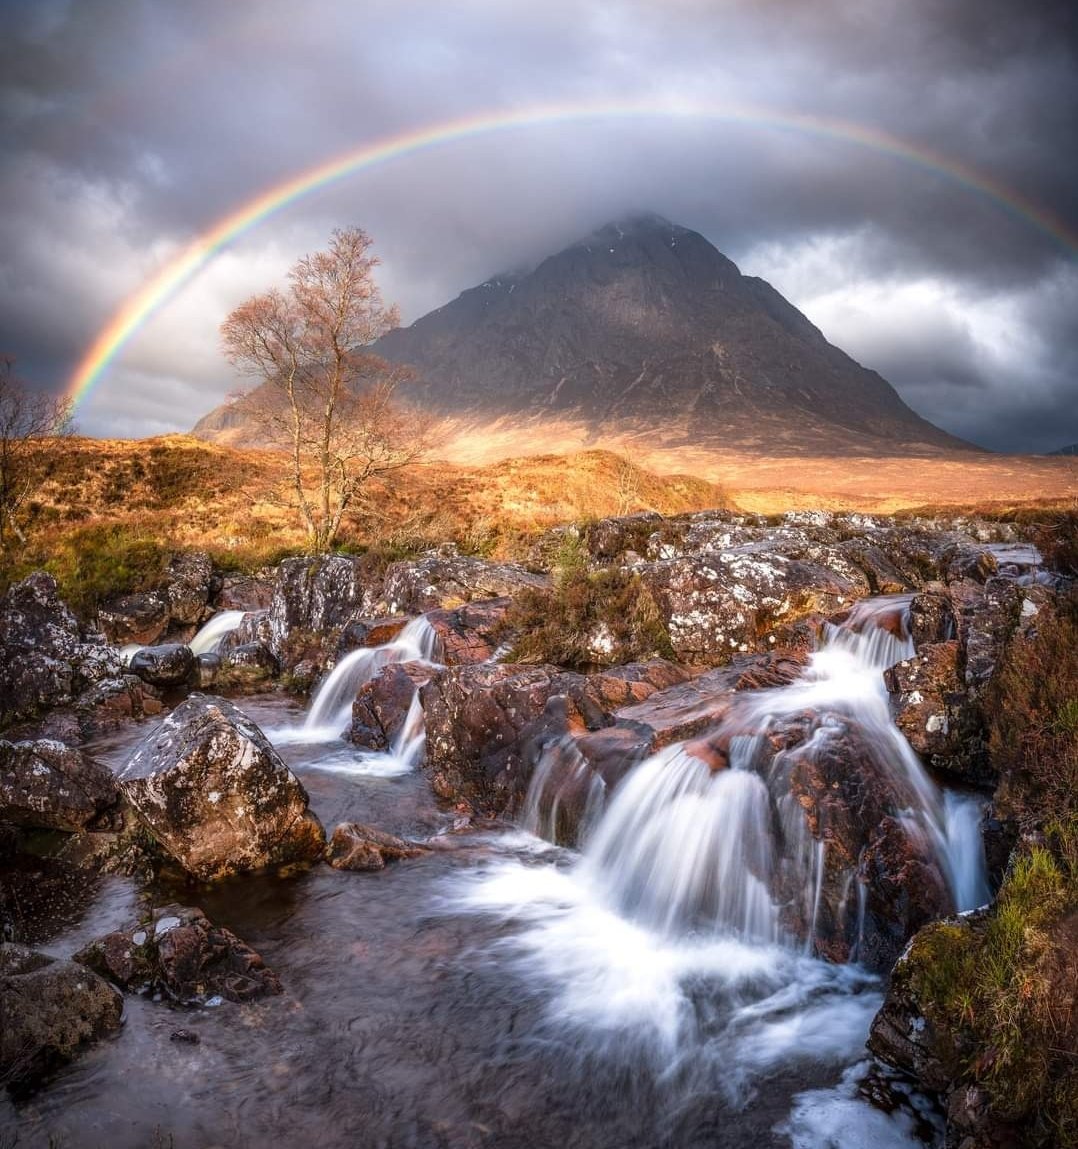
{"left": 188, "top": 609, "right": 246, "bottom": 655}
{"left": 299, "top": 615, "right": 440, "bottom": 741}
{"left": 455, "top": 593, "right": 989, "bottom": 1135}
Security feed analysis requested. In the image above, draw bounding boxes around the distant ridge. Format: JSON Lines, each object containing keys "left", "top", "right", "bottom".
{"left": 194, "top": 213, "right": 978, "bottom": 457}
{"left": 1048, "top": 443, "right": 1078, "bottom": 456}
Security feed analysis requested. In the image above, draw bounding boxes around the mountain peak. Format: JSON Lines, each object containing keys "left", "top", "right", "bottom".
{"left": 194, "top": 217, "right": 975, "bottom": 457}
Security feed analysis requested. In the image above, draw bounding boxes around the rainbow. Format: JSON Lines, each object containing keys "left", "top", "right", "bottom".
{"left": 67, "top": 98, "right": 1078, "bottom": 410}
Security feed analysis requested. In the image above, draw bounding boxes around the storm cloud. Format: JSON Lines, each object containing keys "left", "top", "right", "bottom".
{"left": 1, "top": 0, "right": 1076, "bottom": 450}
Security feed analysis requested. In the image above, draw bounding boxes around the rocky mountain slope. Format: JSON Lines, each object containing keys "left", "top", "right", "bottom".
{"left": 194, "top": 214, "right": 976, "bottom": 457}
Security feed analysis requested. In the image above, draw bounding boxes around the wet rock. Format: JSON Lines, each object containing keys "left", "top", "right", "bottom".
{"left": 585, "top": 659, "right": 693, "bottom": 709}
{"left": 120, "top": 695, "right": 325, "bottom": 880}
{"left": 218, "top": 642, "right": 279, "bottom": 689}
{"left": 73, "top": 675, "right": 164, "bottom": 739}
{"left": 220, "top": 608, "right": 273, "bottom": 653}
{"left": 129, "top": 643, "right": 196, "bottom": 688}
{"left": 425, "top": 597, "right": 514, "bottom": 665}
{"left": 75, "top": 904, "right": 281, "bottom": 1004}
{"left": 336, "top": 615, "right": 409, "bottom": 659}
{"left": 612, "top": 665, "right": 742, "bottom": 749}
{"left": 885, "top": 642, "right": 990, "bottom": 783}
{"left": 164, "top": 552, "right": 215, "bottom": 626}
{"left": 908, "top": 590, "right": 957, "bottom": 647}
{"left": 0, "top": 739, "right": 119, "bottom": 832}
{"left": 379, "top": 551, "right": 550, "bottom": 615}
{"left": 770, "top": 716, "right": 953, "bottom": 971}
{"left": 97, "top": 590, "right": 171, "bottom": 646}
{"left": 420, "top": 664, "right": 606, "bottom": 815}
{"left": 215, "top": 573, "right": 274, "bottom": 612}
{"left": 866, "top": 915, "right": 978, "bottom": 1093}
{"left": 268, "top": 555, "right": 373, "bottom": 667}
{"left": 0, "top": 942, "right": 123, "bottom": 1091}
{"left": 327, "top": 822, "right": 427, "bottom": 871}
{"left": 350, "top": 663, "right": 433, "bottom": 750}
{"left": 733, "top": 651, "right": 809, "bottom": 691}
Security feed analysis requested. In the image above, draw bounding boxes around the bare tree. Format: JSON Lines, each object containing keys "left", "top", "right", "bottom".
{"left": 0, "top": 357, "right": 72, "bottom": 549}
{"left": 221, "top": 227, "right": 431, "bottom": 552}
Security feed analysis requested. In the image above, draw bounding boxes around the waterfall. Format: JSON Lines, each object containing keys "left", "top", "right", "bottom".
{"left": 514, "top": 593, "right": 988, "bottom": 951}
{"left": 521, "top": 737, "right": 607, "bottom": 846}
{"left": 299, "top": 615, "right": 440, "bottom": 742}
{"left": 189, "top": 610, "right": 246, "bottom": 655}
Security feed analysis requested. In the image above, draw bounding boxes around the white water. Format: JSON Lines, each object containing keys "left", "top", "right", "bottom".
{"left": 188, "top": 609, "right": 246, "bottom": 655}
{"left": 452, "top": 594, "right": 987, "bottom": 1136}
{"left": 296, "top": 615, "right": 440, "bottom": 742}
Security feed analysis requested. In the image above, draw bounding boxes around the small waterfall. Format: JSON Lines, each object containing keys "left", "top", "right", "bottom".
{"left": 943, "top": 790, "right": 991, "bottom": 910}
{"left": 189, "top": 610, "right": 246, "bottom": 655}
{"left": 301, "top": 616, "right": 439, "bottom": 740}
{"left": 521, "top": 737, "right": 607, "bottom": 846}
{"left": 580, "top": 740, "right": 779, "bottom": 943}
{"left": 388, "top": 691, "right": 427, "bottom": 773}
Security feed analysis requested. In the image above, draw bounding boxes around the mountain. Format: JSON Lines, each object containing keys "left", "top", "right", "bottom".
{"left": 194, "top": 214, "right": 976, "bottom": 456}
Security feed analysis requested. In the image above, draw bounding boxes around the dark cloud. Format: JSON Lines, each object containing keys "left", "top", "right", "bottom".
{"left": 0, "top": 0, "right": 1075, "bottom": 450}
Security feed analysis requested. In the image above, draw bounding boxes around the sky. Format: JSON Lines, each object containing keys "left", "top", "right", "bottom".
{"left": 1, "top": 0, "right": 1076, "bottom": 453}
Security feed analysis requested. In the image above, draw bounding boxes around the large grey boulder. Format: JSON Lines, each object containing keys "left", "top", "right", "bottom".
{"left": 0, "top": 739, "right": 120, "bottom": 832}
{"left": 0, "top": 573, "right": 82, "bottom": 726}
{"left": 268, "top": 555, "right": 373, "bottom": 666}
{"left": 0, "top": 942, "right": 123, "bottom": 1091}
{"left": 120, "top": 695, "right": 325, "bottom": 880}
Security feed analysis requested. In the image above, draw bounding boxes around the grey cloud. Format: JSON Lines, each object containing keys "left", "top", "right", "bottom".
{"left": 1, "top": 0, "right": 1076, "bottom": 450}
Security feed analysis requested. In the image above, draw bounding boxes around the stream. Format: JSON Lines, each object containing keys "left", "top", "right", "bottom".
{"left": 1, "top": 596, "right": 986, "bottom": 1149}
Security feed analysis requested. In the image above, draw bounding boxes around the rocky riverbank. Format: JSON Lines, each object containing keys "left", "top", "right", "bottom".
{"left": 1, "top": 508, "right": 1074, "bottom": 1147}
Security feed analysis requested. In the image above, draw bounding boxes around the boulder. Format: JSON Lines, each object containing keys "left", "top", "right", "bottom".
{"left": 0, "top": 943, "right": 123, "bottom": 1091}
{"left": 268, "top": 555, "right": 373, "bottom": 666}
{"left": 73, "top": 675, "right": 164, "bottom": 739}
{"left": 350, "top": 663, "right": 433, "bottom": 750}
{"left": 120, "top": 695, "right": 325, "bottom": 880}
{"left": 379, "top": 552, "right": 550, "bottom": 615}
{"left": 97, "top": 590, "right": 171, "bottom": 646}
{"left": 636, "top": 550, "right": 862, "bottom": 662}
{"left": 420, "top": 664, "right": 607, "bottom": 814}
{"left": 215, "top": 573, "right": 274, "bottom": 612}
{"left": 218, "top": 642, "right": 279, "bottom": 689}
{"left": 327, "top": 823, "right": 427, "bottom": 871}
{"left": 129, "top": 643, "right": 196, "bottom": 688}
{"left": 0, "top": 739, "right": 120, "bottom": 832}
{"left": 74, "top": 903, "right": 282, "bottom": 1004}
{"left": 0, "top": 573, "right": 82, "bottom": 726}
{"left": 163, "top": 552, "right": 215, "bottom": 626}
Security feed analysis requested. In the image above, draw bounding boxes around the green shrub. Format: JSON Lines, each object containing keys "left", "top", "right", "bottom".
{"left": 504, "top": 560, "right": 673, "bottom": 669}
{"left": 905, "top": 823, "right": 1078, "bottom": 1143}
